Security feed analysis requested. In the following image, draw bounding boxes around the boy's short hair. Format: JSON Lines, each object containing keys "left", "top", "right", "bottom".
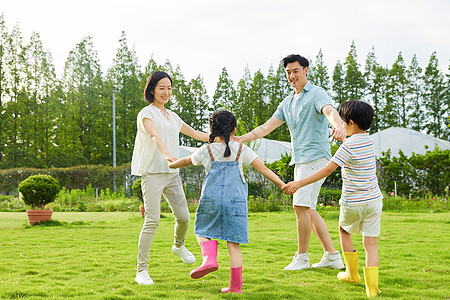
{"left": 282, "top": 54, "right": 309, "bottom": 68}
{"left": 338, "top": 100, "right": 374, "bottom": 131}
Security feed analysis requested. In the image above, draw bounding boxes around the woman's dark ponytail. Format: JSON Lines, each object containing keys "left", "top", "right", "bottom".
{"left": 209, "top": 111, "right": 237, "bottom": 158}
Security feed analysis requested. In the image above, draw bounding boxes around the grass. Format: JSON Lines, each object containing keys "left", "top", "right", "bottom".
{"left": 0, "top": 210, "right": 448, "bottom": 299}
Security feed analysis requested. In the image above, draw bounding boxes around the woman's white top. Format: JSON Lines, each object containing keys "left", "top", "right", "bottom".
{"left": 131, "top": 104, "right": 183, "bottom": 176}
{"left": 191, "top": 141, "right": 258, "bottom": 183}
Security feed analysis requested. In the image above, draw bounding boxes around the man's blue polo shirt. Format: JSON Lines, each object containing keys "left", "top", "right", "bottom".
{"left": 272, "top": 81, "right": 333, "bottom": 164}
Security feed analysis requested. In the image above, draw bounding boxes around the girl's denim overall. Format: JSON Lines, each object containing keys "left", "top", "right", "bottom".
{"left": 194, "top": 144, "right": 249, "bottom": 244}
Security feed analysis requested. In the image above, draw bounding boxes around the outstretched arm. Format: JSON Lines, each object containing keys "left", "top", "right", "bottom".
{"left": 322, "top": 105, "right": 346, "bottom": 142}
{"left": 143, "top": 118, "right": 177, "bottom": 162}
{"left": 180, "top": 122, "right": 210, "bottom": 142}
{"left": 284, "top": 161, "right": 339, "bottom": 194}
{"left": 250, "top": 157, "right": 285, "bottom": 189}
{"left": 233, "top": 116, "right": 284, "bottom": 143}
{"left": 168, "top": 157, "right": 193, "bottom": 169}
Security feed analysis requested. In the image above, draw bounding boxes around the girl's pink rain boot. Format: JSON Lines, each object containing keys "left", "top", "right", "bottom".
{"left": 190, "top": 240, "right": 219, "bottom": 279}
{"left": 221, "top": 266, "right": 242, "bottom": 294}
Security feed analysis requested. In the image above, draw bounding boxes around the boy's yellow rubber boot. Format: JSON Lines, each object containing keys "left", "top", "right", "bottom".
{"left": 337, "top": 251, "right": 361, "bottom": 283}
{"left": 363, "top": 266, "right": 380, "bottom": 297}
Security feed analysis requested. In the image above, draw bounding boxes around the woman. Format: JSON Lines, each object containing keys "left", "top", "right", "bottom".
{"left": 131, "top": 71, "right": 209, "bottom": 285}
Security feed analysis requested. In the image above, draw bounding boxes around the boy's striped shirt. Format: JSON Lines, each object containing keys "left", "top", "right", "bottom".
{"left": 331, "top": 133, "right": 383, "bottom": 206}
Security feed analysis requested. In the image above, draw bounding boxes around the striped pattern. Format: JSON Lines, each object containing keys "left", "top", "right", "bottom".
{"left": 331, "top": 133, "right": 383, "bottom": 206}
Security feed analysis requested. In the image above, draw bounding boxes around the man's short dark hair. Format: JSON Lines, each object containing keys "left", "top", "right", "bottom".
{"left": 282, "top": 54, "right": 309, "bottom": 68}
{"left": 338, "top": 100, "right": 374, "bottom": 131}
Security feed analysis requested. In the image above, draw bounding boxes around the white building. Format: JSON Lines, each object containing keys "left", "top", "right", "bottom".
{"left": 370, "top": 127, "right": 450, "bottom": 158}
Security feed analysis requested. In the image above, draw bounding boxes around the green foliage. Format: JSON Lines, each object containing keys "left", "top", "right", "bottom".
{"left": 0, "top": 163, "right": 131, "bottom": 196}
{"left": 383, "top": 195, "right": 447, "bottom": 212}
{"left": 1, "top": 18, "right": 449, "bottom": 171}
{"left": 318, "top": 187, "right": 342, "bottom": 206}
{"left": 265, "top": 152, "right": 294, "bottom": 182}
{"left": 131, "top": 178, "right": 143, "bottom": 203}
{"left": 378, "top": 147, "right": 450, "bottom": 198}
{"left": 17, "top": 175, "right": 61, "bottom": 209}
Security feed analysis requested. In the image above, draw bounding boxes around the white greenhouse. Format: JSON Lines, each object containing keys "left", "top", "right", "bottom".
{"left": 370, "top": 127, "right": 450, "bottom": 158}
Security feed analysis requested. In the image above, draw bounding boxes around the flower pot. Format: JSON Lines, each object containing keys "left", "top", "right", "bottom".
{"left": 139, "top": 205, "right": 145, "bottom": 218}
{"left": 26, "top": 210, "right": 53, "bottom": 226}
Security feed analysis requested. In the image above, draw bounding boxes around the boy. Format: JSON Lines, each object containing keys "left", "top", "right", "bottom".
{"left": 284, "top": 100, "right": 382, "bottom": 297}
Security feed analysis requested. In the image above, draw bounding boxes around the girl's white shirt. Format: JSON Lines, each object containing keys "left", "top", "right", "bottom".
{"left": 191, "top": 141, "right": 258, "bottom": 183}
{"left": 131, "top": 104, "right": 183, "bottom": 176}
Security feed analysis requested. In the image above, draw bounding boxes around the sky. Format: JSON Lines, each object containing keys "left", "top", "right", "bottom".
{"left": 2, "top": 0, "right": 449, "bottom": 97}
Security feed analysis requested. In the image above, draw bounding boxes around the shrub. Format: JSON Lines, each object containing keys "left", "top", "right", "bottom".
{"left": 18, "top": 175, "right": 61, "bottom": 209}
{"left": 132, "top": 179, "right": 143, "bottom": 204}
{"left": 318, "top": 187, "right": 341, "bottom": 206}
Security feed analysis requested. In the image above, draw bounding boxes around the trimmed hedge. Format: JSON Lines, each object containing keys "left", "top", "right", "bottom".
{"left": 18, "top": 175, "right": 61, "bottom": 209}
{"left": 0, "top": 163, "right": 132, "bottom": 195}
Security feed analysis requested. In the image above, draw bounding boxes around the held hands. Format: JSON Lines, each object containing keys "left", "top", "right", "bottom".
{"left": 331, "top": 128, "right": 346, "bottom": 142}
{"left": 168, "top": 161, "right": 177, "bottom": 169}
{"left": 164, "top": 153, "right": 177, "bottom": 163}
{"left": 282, "top": 180, "right": 303, "bottom": 195}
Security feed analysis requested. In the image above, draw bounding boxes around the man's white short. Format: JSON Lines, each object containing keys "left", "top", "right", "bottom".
{"left": 339, "top": 200, "right": 383, "bottom": 237}
{"left": 292, "top": 157, "right": 328, "bottom": 210}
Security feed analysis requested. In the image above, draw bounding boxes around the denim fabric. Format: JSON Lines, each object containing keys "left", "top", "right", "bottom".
{"left": 194, "top": 161, "right": 249, "bottom": 244}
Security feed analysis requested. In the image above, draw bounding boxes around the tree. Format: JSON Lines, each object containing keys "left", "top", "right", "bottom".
{"left": 332, "top": 60, "right": 345, "bottom": 105}
{"left": 266, "top": 62, "right": 290, "bottom": 141}
{"left": 233, "top": 65, "right": 253, "bottom": 135}
{"left": 343, "top": 41, "right": 365, "bottom": 101}
{"left": 371, "top": 65, "right": 389, "bottom": 132}
{"left": 249, "top": 69, "right": 268, "bottom": 128}
{"left": 23, "top": 32, "right": 58, "bottom": 167}
{"left": 422, "top": 52, "right": 446, "bottom": 138}
{"left": 58, "top": 35, "right": 104, "bottom": 166}
{"left": 406, "top": 54, "right": 424, "bottom": 132}
{"left": 106, "top": 31, "right": 143, "bottom": 165}
{"left": 308, "top": 49, "right": 330, "bottom": 91}
{"left": 385, "top": 52, "right": 410, "bottom": 128}
{"left": 444, "top": 62, "right": 450, "bottom": 139}
{"left": 364, "top": 47, "right": 377, "bottom": 105}
{"left": 3, "top": 23, "right": 27, "bottom": 168}
{"left": 212, "top": 66, "right": 236, "bottom": 111}
{"left": 0, "top": 14, "right": 8, "bottom": 165}
{"left": 186, "top": 75, "right": 210, "bottom": 146}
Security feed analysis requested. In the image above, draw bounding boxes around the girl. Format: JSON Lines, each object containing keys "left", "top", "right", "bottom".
{"left": 169, "top": 110, "right": 285, "bottom": 294}
{"left": 131, "top": 71, "right": 209, "bottom": 285}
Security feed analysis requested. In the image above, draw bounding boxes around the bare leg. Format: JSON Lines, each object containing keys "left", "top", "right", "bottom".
{"left": 227, "top": 242, "right": 243, "bottom": 268}
{"left": 339, "top": 226, "right": 355, "bottom": 252}
{"left": 293, "top": 205, "right": 311, "bottom": 253}
{"left": 310, "top": 209, "right": 336, "bottom": 252}
{"left": 363, "top": 236, "right": 379, "bottom": 267}
{"left": 196, "top": 235, "right": 210, "bottom": 245}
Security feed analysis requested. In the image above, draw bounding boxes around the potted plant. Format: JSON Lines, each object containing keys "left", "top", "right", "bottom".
{"left": 132, "top": 179, "right": 145, "bottom": 217}
{"left": 18, "top": 174, "right": 61, "bottom": 225}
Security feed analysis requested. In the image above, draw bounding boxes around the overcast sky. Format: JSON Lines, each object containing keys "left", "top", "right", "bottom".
{"left": 2, "top": 0, "right": 449, "bottom": 96}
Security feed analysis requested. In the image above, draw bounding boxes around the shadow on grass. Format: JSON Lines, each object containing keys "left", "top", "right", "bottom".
{"left": 23, "top": 219, "right": 92, "bottom": 228}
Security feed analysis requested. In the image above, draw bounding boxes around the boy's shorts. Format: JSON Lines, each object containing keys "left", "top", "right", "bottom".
{"left": 293, "top": 157, "right": 328, "bottom": 210}
{"left": 339, "top": 200, "right": 383, "bottom": 237}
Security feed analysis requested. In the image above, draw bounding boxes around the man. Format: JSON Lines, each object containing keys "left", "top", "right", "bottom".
{"left": 234, "top": 54, "right": 345, "bottom": 270}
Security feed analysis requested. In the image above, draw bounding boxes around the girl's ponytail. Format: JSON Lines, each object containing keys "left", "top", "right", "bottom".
{"left": 223, "top": 134, "right": 231, "bottom": 157}
{"left": 209, "top": 111, "right": 237, "bottom": 158}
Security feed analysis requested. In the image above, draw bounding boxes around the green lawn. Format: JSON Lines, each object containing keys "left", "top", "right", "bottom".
{"left": 0, "top": 210, "right": 448, "bottom": 299}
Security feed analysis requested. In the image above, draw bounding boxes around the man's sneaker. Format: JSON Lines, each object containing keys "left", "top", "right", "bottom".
{"left": 311, "top": 251, "right": 345, "bottom": 269}
{"left": 172, "top": 245, "right": 196, "bottom": 264}
{"left": 135, "top": 270, "right": 154, "bottom": 285}
{"left": 284, "top": 253, "right": 310, "bottom": 270}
